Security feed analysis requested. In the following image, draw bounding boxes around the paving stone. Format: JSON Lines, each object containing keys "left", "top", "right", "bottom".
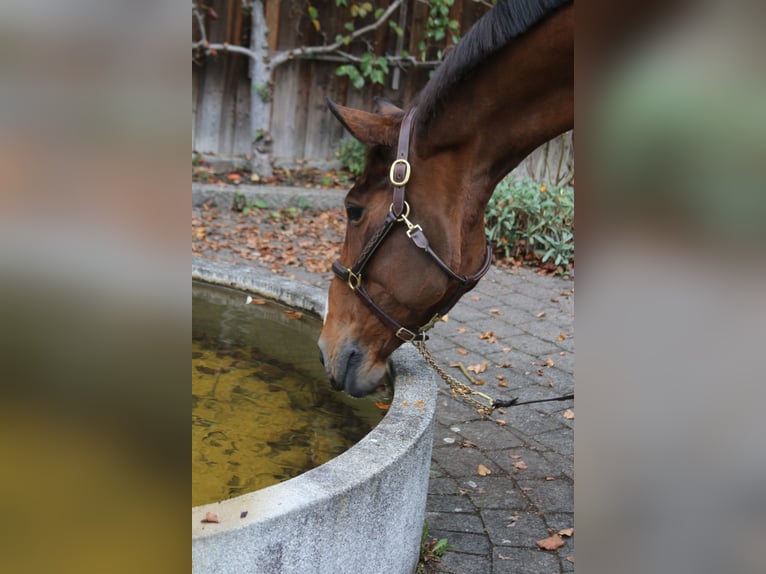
{"left": 492, "top": 547, "right": 561, "bottom": 573}
{"left": 534, "top": 429, "right": 575, "bottom": 457}
{"left": 425, "top": 511, "right": 485, "bottom": 534}
{"left": 466, "top": 476, "right": 528, "bottom": 511}
{"left": 427, "top": 494, "right": 475, "bottom": 513}
{"left": 450, "top": 420, "right": 526, "bottom": 451}
{"left": 516, "top": 478, "right": 574, "bottom": 513}
{"left": 431, "top": 447, "right": 503, "bottom": 479}
{"left": 488, "top": 448, "right": 563, "bottom": 479}
{"left": 427, "top": 476, "right": 463, "bottom": 496}
{"left": 483, "top": 509, "right": 548, "bottom": 547}
{"left": 429, "top": 530, "right": 490, "bottom": 556}
{"left": 435, "top": 551, "right": 491, "bottom": 574}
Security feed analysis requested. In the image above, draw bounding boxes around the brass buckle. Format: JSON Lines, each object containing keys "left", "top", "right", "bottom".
{"left": 347, "top": 269, "right": 362, "bottom": 290}
{"left": 395, "top": 327, "right": 417, "bottom": 341}
{"left": 389, "top": 200, "right": 411, "bottom": 220}
{"left": 389, "top": 159, "right": 411, "bottom": 186}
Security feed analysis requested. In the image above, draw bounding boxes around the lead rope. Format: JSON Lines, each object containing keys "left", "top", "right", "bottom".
{"left": 413, "top": 340, "right": 574, "bottom": 416}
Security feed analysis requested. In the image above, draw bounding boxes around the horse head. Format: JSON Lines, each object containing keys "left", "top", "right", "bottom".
{"left": 317, "top": 98, "right": 492, "bottom": 396}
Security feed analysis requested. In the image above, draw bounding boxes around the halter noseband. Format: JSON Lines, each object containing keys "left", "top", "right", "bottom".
{"left": 332, "top": 107, "right": 493, "bottom": 342}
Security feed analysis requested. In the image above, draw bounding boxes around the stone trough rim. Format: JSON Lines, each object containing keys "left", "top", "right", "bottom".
{"left": 191, "top": 258, "right": 437, "bottom": 541}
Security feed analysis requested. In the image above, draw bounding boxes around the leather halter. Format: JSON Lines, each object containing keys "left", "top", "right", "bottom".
{"left": 332, "top": 107, "right": 493, "bottom": 342}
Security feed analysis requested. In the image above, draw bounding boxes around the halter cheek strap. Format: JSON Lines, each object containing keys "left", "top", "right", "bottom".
{"left": 332, "top": 107, "right": 493, "bottom": 342}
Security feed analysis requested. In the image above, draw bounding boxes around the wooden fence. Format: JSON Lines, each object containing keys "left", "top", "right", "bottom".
{"left": 192, "top": 0, "right": 573, "bottom": 182}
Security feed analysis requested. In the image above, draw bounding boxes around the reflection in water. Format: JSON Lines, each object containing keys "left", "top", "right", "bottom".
{"left": 192, "top": 282, "right": 391, "bottom": 507}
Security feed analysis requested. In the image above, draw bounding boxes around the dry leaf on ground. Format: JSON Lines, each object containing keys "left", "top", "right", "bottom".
{"left": 477, "top": 464, "right": 492, "bottom": 476}
{"left": 467, "top": 362, "right": 488, "bottom": 374}
{"left": 202, "top": 512, "right": 220, "bottom": 523}
{"left": 563, "top": 409, "right": 574, "bottom": 420}
{"left": 536, "top": 534, "right": 564, "bottom": 550}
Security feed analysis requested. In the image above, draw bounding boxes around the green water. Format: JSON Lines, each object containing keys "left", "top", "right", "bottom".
{"left": 192, "top": 282, "right": 391, "bottom": 507}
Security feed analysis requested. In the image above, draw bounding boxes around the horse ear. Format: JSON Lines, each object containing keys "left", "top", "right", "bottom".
{"left": 326, "top": 97, "right": 399, "bottom": 147}
{"left": 373, "top": 96, "right": 403, "bottom": 116}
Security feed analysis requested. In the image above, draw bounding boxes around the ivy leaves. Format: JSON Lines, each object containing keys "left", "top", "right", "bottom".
{"left": 336, "top": 53, "right": 390, "bottom": 89}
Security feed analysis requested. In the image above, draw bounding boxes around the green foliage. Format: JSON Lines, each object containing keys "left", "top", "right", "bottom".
{"left": 417, "top": 522, "right": 452, "bottom": 573}
{"left": 420, "top": 0, "right": 460, "bottom": 59}
{"left": 333, "top": 0, "right": 462, "bottom": 89}
{"left": 336, "top": 138, "right": 366, "bottom": 177}
{"left": 336, "top": 52, "right": 389, "bottom": 89}
{"left": 485, "top": 177, "right": 574, "bottom": 274}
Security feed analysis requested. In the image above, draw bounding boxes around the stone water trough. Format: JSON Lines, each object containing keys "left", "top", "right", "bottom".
{"left": 192, "top": 259, "right": 438, "bottom": 574}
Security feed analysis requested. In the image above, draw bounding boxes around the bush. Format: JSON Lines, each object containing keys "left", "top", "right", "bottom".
{"left": 336, "top": 138, "right": 366, "bottom": 178}
{"left": 485, "top": 177, "right": 574, "bottom": 274}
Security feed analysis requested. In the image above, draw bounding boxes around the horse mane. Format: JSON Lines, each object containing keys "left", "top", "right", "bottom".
{"left": 414, "top": 0, "right": 572, "bottom": 126}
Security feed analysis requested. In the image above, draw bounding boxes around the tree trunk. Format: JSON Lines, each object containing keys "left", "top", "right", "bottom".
{"left": 249, "top": 0, "right": 273, "bottom": 177}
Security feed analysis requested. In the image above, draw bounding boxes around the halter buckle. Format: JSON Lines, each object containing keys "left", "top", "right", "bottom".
{"left": 395, "top": 327, "right": 417, "bottom": 342}
{"left": 347, "top": 269, "right": 362, "bottom": 290}
{"left": 389, "top": 159, "right": 411, "bottom": 186}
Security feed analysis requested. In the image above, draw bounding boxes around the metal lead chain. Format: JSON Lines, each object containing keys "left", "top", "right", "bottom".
{"left": 413, "top": 340, "right": 496, "bottom": 415}
{"left": 413, "top": 340, "right": 574, "bottom": 415}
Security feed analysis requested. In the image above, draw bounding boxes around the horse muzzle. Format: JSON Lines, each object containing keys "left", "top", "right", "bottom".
{"left": 317, "top": 338, "right": 386, "bottom": 397}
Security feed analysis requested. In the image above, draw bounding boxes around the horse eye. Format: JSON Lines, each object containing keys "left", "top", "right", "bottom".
{"left": 345, "top": 204, "right": 364, "bottom": 222}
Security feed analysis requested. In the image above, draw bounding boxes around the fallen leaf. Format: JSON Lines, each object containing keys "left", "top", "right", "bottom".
{"left": 457, "top": 327, "right": 466, "bottom": 333}
{"left": 490, "top": 308, "right": 502, "bottom": 315}
{"left": 285, "top": 310, "right": 303, "bottom": 320}
{"left": 202, "top": 512, "right": 220, "bottom": 523}
{"left": 498, "top": 381, "right": 508, "bottom": 387}
{"left": 441, "top": 314, "right": 449, "bottom": 322}
{"left": 510, "top": 454, "right": 522, "bottom": 459}
{"left": 226, "top": 173, "right": 241, "bottom": 182}
{"left": 563, "top": 409, "right": 575, "bottom": 420}
{"left": 512, "top": 461, "right": 528, "bottom": 470}
{"left": 536, "top": 311, "right": 547, "bottom": 318}
{"left": 246, "top": 296, "right": 267, "bottom": 305}
{"left": 479, "top": 330, "right": 494, "bottom": 340}
{"left": 566, "top": 556, "right": 575, "bottom": 563}
{"left": 546, "top": 358, "right": 555, "bottom": 367}
{"left": 502, "top": 347, "right": 512, "bottom": 353}
{"left": 461, "top": 440, "right": 477, "bottom": 448}
{"left": 495, "top": 419, "right": 507, "bottom": 426}
{"left": 467, "top": 361, "right": 488, "bottom": 374}
{"left": 477, "top": 464, "right": 492, "bottom": 476}
{"left": 374, "top": 402, "right": 391, "bottom": 411}
{"left": 470, "top": 296, "right": 480, "bottom": 301}
{"left": 536, "top": 534, "right": 564, "bottom": 550}
{"left": 497, "top": 553, "right": 512, "bottom": 560}
{"left": 545, "top": 476, "right": 556, "bottom": 481}
{"left": 558, "top": 528, "right": 574, "bottom": 537}
{"left": 558, "top": 333, "right": 565, "bottom": 341}
{"left": 457, "top": 348, "right": 468, "bottom": 355}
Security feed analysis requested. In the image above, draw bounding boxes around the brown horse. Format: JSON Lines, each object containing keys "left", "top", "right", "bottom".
{"left": 318, "top": 0, "right": 574, "bottom": 396}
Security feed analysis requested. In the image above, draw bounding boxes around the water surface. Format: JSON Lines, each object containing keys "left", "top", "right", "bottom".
{"left": 192, "top": 282, "right": 391, "bottom": 507}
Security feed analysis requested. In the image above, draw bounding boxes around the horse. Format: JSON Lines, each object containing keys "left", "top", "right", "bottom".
{"left": 318, "top": 0, "right": 574, "bottom": 397}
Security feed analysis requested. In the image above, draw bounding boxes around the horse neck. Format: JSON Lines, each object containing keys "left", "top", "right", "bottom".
{"left": 420, "top": 3, "right": 573, "bottom": 230}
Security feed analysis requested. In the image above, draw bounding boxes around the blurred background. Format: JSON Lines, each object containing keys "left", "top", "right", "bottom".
{"left": 1, "top": 0, "right": 764, "bottom": 572}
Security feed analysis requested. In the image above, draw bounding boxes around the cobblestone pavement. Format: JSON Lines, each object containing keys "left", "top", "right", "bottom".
{"left": 421, "top": 267, "right": 574, "bottom": 573}
{"left": 193, "top": 186, "right": 574, "bottom": 572}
